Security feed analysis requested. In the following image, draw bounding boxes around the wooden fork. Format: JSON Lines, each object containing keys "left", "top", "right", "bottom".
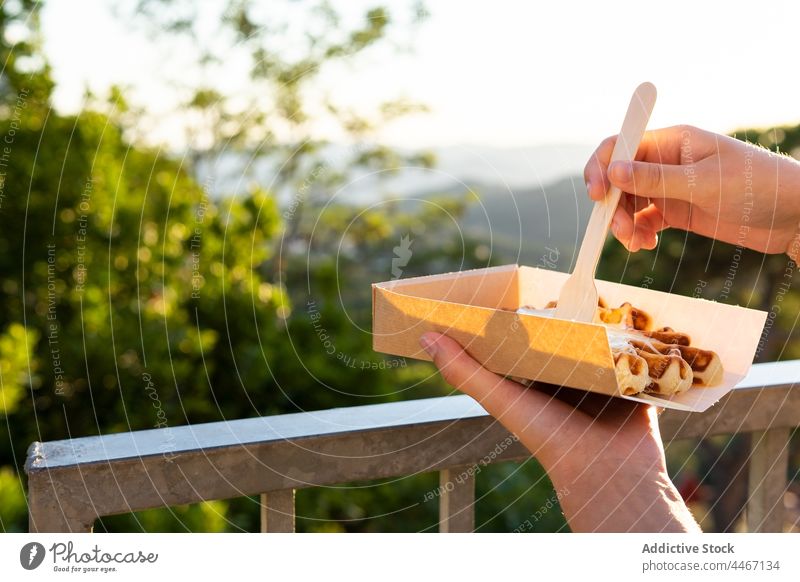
{"left": 554, "top": 82, "right": 657, "bottom": 322}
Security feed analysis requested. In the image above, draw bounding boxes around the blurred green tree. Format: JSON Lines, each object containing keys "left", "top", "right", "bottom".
{"left": 1, "top": 0, "right": 528, "bottom": 533}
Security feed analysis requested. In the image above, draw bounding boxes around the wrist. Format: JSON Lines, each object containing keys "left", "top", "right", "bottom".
{"left": 546, "top": 456, "right": 699, "bottom": 533}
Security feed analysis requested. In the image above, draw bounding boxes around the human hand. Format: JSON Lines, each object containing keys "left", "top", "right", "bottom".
{"left": 584, "top": 125, "right": 800, "bottom": 256}
{"left": 419, "top": 331, "right": 700, "bottom": 533}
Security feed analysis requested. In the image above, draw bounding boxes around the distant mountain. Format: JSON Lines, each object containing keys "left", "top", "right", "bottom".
{"left": 425, "top": 143, "right": 593, "bottom": 189}
{"left": 196, "top": 143, "right": 595, "bottom": 268}
{"left": 196, "top": 143, "right": 593, "bottom": 205}
{"left": 332, "top": 143, "right": 593, "bottom": 204}
{"left": 416, "top": 175, "right": 593, "bottom": 269}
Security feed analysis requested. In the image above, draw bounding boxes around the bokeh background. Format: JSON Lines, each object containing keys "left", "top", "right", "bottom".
{"left": 1, "top": 0, "right": 799, "bottom": 532}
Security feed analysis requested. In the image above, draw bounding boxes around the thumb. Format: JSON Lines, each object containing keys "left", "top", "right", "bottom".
{"left": 419, "top": 332, "right": 523, "bottom": 405}
{"left": 608, "top": 160, "right": 692, "bottom": 200}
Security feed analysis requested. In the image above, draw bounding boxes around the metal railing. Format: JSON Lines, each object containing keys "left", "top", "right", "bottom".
{"left": 25, "top": 360, "right": 800, "bottom": 533}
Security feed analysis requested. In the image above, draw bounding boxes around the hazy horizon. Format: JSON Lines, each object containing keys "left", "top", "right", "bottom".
{"left": 41, "top": 0, "right": 800, "bottom": 151}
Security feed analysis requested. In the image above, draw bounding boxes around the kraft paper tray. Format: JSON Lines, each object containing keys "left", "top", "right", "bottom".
{"left": 372, "top": 264, "right": 767, "bottom": 412}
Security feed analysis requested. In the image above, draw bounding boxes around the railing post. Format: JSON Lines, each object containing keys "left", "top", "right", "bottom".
{"left": 747, "top": 428, "right": 790, "bottom": 532}
{"left": 260, "top": 490, "right": 295, "bottom": 533}
{"left": 27, "top": 472, "right": 95, "bottom": 533}
{"left": 438, "top": 465, "right": 475, "bottom": 533}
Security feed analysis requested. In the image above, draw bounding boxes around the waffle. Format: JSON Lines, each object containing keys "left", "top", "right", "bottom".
{"left": 517, "top": 300, "right": 723, "bottom": 397}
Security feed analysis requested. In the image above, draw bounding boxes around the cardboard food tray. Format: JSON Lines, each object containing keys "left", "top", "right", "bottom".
{"left": 372, "top": 264, "right": 767, "bottom": 412}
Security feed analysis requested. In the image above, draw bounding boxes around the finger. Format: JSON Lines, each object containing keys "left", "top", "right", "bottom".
{"left": 635, "top": 126, "right": 689, "bottom": 165}
{"left": 611, "top": 199, "right": 635, "bottom": 250}
{"left": 584, "top": 136, "right": 615, "bottom": 201}
{"left": 625, "top": 204, "right": 665, "bottom": 251}
{"left": 587, "top": 125, "right": 693, "bottom": 202}
{"left": 607, "top": 159, "right": 694, "bottom": 201}
{"left": 634, "top": 204, "right": 667, "bottom": 237}
{"left": 629, "top": 226, "right": 657, "bottom": 252}
{"left": 638, "top": 124, "right": 716, "bottom": 164}
{"left": 612, "top": 194, "right": 662, "bottom": 252}
{"left": 420, "top": 332, "right": 524, "bottom": 404}
{"left": 419, "top": 332, "right": 588, "bottom": 450}
{"left": 652, "top": 197, "right": 693, "bottom": 232}
{"left": 629, "top": 192, "right": 654, "bottom": 214}
{"left": 592, "top": 125, "right": 713, "bottom": 203}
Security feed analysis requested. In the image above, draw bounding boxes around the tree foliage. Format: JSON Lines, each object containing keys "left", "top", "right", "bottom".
{"left": 0, "top": 0, "right": 519, "bottom": 533}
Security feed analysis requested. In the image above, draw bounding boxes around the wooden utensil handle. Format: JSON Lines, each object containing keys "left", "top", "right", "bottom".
{"left": 574, "top": 82, "right": 657, "bottom": 274}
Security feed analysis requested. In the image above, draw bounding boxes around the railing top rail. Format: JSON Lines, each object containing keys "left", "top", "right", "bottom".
{"left": 26, "top": 359, "right": 800, "bottom": 473}
{"left": 26, "top": 393, "right": 488, "bottom": 471}
{"left": 738, "top": 358, "right": 800, "bottom": 389}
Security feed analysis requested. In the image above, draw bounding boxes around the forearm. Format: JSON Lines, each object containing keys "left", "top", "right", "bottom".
{"left": 781, "top": 155, "right": 800, "bottom": 262}
{"left": 421, "top": 333, "right": 703, "bottom": 533}
{"left": 547, "top": 460, "right": 701, "bottom": 533}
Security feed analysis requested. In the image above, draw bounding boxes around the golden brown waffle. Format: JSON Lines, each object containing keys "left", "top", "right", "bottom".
{"left": 517, "top": 299, "right": 723, "bottom": 397}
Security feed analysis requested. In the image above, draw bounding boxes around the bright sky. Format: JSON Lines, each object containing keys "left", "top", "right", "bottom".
{"left": 41, "top": 0, "right": 800, "bottom": 149}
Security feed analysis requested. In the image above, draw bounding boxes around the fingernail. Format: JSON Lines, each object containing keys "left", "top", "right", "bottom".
{"left": 419, "top": 333, "right": 438, "bottom": 357}
{"left": 585, "top": 180, "right": 592, "bottom": 197}
{"left": 611, "top": 215, "right": 621, "bottom": 237}
{"left": 609, "top": 161, "right": 632, "bottom": 182}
